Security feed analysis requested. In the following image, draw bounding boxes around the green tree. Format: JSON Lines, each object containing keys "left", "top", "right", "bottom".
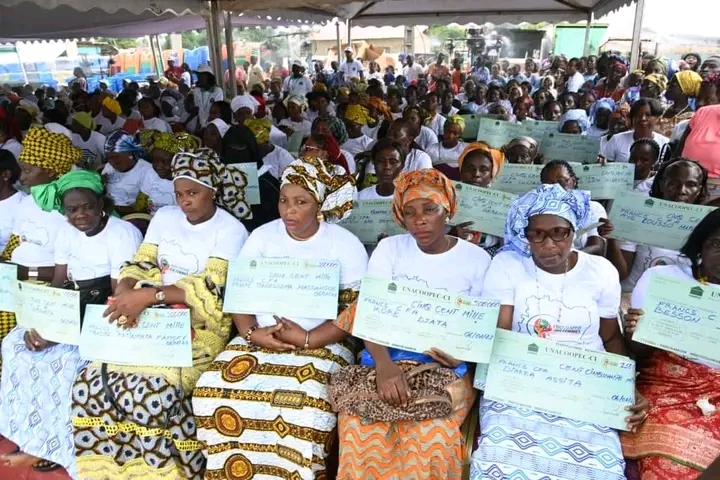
{"left": 96, "top": 37, "right": 138, "bottom": 49}
{"left": 180, "top": 30, "right": 208, "bottom": 50}
{"left": 428, "top": 25, "right": 466, "bottom": 42}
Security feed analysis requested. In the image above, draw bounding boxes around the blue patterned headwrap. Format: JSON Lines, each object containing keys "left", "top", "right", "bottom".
{"left": 104, "top": 130, "right": 144, "bottom": 161}
{"left": 500, "top": 183, "right": 591, "bottom": 257}
{"left": 558, "top": 109, "right": 589, "bottom": 133}
{"left": 589, "top": 98, "right": 615, "bottom": 125}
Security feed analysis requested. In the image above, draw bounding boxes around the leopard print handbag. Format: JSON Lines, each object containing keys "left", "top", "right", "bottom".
{"left": 328, "top": 361, "right": 465, "bottom": 422}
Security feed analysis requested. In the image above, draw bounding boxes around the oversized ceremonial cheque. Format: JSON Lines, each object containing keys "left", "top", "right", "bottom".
{"left": 491, "top": 164, "right": 543, "bottom": 195}
{"left": 609, "top": 191, "right": 715, "bottom": 250}
{"left": 338, "top": 199, "right": 405, "bottom": 244}
{"left": 484, "top": 329, "right": 636, "bottom": 430}
{"left": 224, "top": 258, "right": 340, "bottom": 319}
{"left": 452, "top": 182, "right": 515, "bottom": 238}
{"left": 79, "top": 304, "right": 193, "bottom": 367}
{"left": 0, "top": 263, "right": 18, "bottom": 312}
{"left": 351, "top": 276, "right": 500, "bottom": 363}
{"left": 633, "top": 274, "right": 720, "bottom": 365}
{"left": 15, "top": 282, "right": 81, "bottom": 345}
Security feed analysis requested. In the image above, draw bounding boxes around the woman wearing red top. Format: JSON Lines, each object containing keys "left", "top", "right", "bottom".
{"left": 678, "top": 103, "right": 720, "bottom": 202}
{"left": 593, "top": 58, "right": 627, "bottom": 102}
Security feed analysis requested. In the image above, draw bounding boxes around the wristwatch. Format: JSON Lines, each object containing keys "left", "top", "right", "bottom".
{"left": 152, "top": 286, "right": 166, "bottom": 304}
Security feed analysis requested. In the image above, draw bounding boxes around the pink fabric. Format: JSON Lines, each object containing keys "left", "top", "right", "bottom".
{"left": 683, "top": 104, "right": 720, "bottom": 178}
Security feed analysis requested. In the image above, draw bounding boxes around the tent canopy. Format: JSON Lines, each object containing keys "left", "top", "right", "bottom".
{"left": 0, "top": 0, "right": 330, "bottom": 40}
{"left": 222, "top": 0, "right": 635, "bottom": 26}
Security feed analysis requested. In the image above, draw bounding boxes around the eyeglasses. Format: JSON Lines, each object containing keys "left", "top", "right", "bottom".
{"left": 525, "top": 227, "right": 573, "bottom": 244}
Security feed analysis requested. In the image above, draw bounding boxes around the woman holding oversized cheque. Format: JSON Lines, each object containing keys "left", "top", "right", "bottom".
{"left": 192, "top": 157, "right": 368, "bottom": 480}
{"left": 622, "top": 209, "right": 720, "bottom": 479}
{"left": 469, "top": 184, "right": 649, "bottom": 480}
{"left": 334, "top": 169, "right": 492, "bottom": 480}
{"left": 73, "top": 150, "right": 249, "bottom": 479}
{"left": 0, "top": 169, "right": 141, "bottom": 476}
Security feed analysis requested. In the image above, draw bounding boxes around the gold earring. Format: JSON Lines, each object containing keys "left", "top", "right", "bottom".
{"left": 317, "top": 212, "right": 324, "bottom": 222}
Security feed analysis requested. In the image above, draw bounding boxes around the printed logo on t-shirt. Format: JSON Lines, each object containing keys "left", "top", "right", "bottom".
{"left": 519, "top": 294, "right": 593, "bottom": 345}
{"left": 18, "top": 220, "right": 49, "bottom": 247}
{"left": 158, "top": 239, "right": 200, "bottom": 278}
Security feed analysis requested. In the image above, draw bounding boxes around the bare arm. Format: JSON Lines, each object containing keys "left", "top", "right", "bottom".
{"left": 308, "top": 321, "right": 348, "bottom": 349}
{"left": 497, "top": 305, "right": 513, "bottom": 330}
{"left": 581, "top": 236, "right": 606, "bottom": 256}
{"left": 600, "top": 317, "right": 626, "bottom": 355}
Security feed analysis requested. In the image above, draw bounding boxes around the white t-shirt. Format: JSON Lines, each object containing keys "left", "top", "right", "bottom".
{"left": 342, "top": 135, "right": 374, "bottom": 156}
{"left": 145, "top": 205, "right": 248, "bottom": 285}
{"left": 403, "top": 64, "right": 424, "bottom": 82}
{"left": 94, "top": 114, "right": 125, "bottom": 135}
{"left": 55, "top": 216, "right": 142, "bottom": 281}
{"left": 427, "top": 114, "right": 447, "bottom": 137}
{"left": 405, "top": 148, "right": 433, "bottom": 171}
{"left": 283, "top": 76, "right": 312, "bottom": 96}
{"left": 0, "top": 191, "right": 26, "bottom": 252}
{"left": 484, "top": 250, "right": 621, "bottom": 351}
{"left": 600, "top": 130, "right": 669, "bottom": 163}
{"left": 142, "top": 117, "right": 172, "bottom": 133}
{"left": 368, "top": 234, "right": 490, "bottom": 296}
{"left": 263, "top": 145, "right": 296, "bottom": 180}
{"left": 634, "top": 176, "right": 654, "bottom": 194}
{"left": 428, "top": 141, "right": 468, "bottom": 167}
{"left": 10, "top": 194, "right": 68, "bottom": 267}
{"left": 362, "top": 124, "right": 381, "bottom": 141}
{"left": 269, "top": 125, "right": 289, "bottom": 151}
{"left": 670, "top": 119, "right": 690, "bottom": 142}
{"left": 630, "top": 263, "right": 720, "bottom": 369}
{"left": 573, "top": 200, "right": 607, "bottom": 249}
{"left": 193, "top": 86, "right": 224, "bottom": 128}
{"left": 415, "top": 125, "right": 438, "bottom": 152}
{"left": 566, "top": 71, "right": 586, "bottom": 93}
{"left": 278, "top": 118, "right": 312, "bottom": 138}
{"left": 102, "top": 159, "right": 155, "bottom": 207}
{"left": 72, "top": 131, "right": 106, "bottom": 171}
{"left": 357, "top": 185, "right": 392, "bottom": 200}
{"left": 0, "top": 138, "right": 23, "bottom": 160}
{"left": 181, "top": 71, "right": 192, "bottom": 86}
{"left": 620, "top": 241, "right": 680, "bottom": 293}
{"left": 237, "top": 219, "right": 368, "bottom": 331}
{"left": 339, "top": 60, "right": 364, "bottom": 81}
{"left": 144, "top": 176, "right": 176, "bottom": 213}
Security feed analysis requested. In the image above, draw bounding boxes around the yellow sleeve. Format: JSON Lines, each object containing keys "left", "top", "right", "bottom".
{"left": 118, "top": 242, "right": 161, "bottom": 284}
{"left": 1, "top": 234, "right": 20, "bottom": 262}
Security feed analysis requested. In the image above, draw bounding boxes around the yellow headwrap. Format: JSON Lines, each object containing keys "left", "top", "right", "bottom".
{"left": 312, "top": 82, "right": 328, "bottom": 93}
{"left": 369, "top": 97, "right": 393, "bottom": 122}
{"left": 458, "top": 142, "right": 504, "bottom": 178}
{"left": 102, "top": 96, "right": 122, "bottom": 115}
{"left": 244, "top": 118, "right": 272, "bottom": 144}
{"left": 19, "top": 126, "right": 82, "bottom": 175}
{"left": 644, "top": 73, "right": 668, "bottom": 92}
{"left": 72, "top": 111, "right": 95, "bottom": 131}
{"left": 345, "top": 104, "right": 372, "bottom": 126}
{"left": 138, "top": 130, "right": 201, "bottom": 154}
{"left": 675, "top": 70, "right": 702, "bottom": 97}
{"left": 444, "top": 115, "right": 466, "bottom": 133}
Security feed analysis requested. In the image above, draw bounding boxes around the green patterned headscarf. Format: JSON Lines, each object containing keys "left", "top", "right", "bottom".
{"left": 31, "top": 170, "right": 104, "bottom": 214}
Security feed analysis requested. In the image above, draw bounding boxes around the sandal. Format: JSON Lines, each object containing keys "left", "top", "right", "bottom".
{"left": 33, "top": 459, "right": 61, "bottom": 472}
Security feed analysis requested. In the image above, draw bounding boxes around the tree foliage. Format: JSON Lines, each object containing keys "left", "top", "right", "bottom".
{"left": 428, "top": 25, "right": 466, "bottom": 42}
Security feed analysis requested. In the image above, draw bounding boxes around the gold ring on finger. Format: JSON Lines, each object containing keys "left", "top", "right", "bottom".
{"left": 117, "top": 315, "right": 129, "bottom": 325}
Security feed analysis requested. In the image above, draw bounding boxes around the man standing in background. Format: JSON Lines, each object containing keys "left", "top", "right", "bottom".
{"left": 403, "top": 55, "right": 424, "bottom": 83}
{"left": 247, "top": 55, "right": 265, "bottom": 89}
{"left": 339, "top": 46, "right": 365, "bottom": 84}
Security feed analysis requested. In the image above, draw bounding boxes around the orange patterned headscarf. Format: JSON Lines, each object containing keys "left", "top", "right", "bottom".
{"left": 368, "top": 97, "right": 393, "bottom": 122}
{"left": 392, "top": 168, "right": 457, "bottom": 226}
{"left": 458, "top": 142, "right": 505, "bottom": 179}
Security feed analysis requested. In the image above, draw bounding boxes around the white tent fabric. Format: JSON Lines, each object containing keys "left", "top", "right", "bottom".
{"left": 222, "top": 0, "right": 636, "bottom": 27}
{"left": 0, "top": 0, "right": 199, "bottom": 14}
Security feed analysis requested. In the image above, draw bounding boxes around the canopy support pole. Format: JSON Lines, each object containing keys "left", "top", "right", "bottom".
{"left": 152, "top": 35, "right": 164, "bottom": 77}
{"left": 347, "top": 19, "right": 352, "bottom": 49}
{"left": 582, "top": 12, "right": 593, "bottom": 57}
{"left": 336, "top": 18, "right": 342, "bottom": 68}
{"left": 205, "top": 0, "right": 223, "bottom": 83}
{"left": 629, "top": 0, "right": 646, "bottom": 71}
{"left": 224, "top": 12, "right": 238, "bottom": 98}
{"left": 14, "top": 43, "right": 29, "bottom": 85}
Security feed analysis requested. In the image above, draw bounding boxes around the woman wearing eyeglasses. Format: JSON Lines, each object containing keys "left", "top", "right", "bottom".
{"left": 470, "top": 184, "right": 649, "bottom": 480}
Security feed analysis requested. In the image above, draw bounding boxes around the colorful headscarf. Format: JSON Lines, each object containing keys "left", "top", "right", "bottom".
{"left": 345, "top": 104, "right": 371, "bottom": 126}
{"left": 403, "top": 105, "right": 431, "bottom": 125}
{"left": 505, "top": 136, "right": 539, "bottom": 160}
{"left": 171, "top": 148, "right": 251, "bottom": 221}
{"left": 102, "top": 97, "right": 122, "bottom": 115}
{"left": 244, "top": 118, "right": 272, "bottom": 144}
{"left": 17, "top": 99, "right": 40, "bottom": 119}
{"left": 313, "top": 116, "right": 348, "bottom": 145}
{"left": 105, "top": 130, "right": 144, "bottom": 160}
{"left": 443, "top": 115, "right": 466, "bottom": 133}
{"left": 138, "top": 130, "right": 200, "bottom": 154}
{"left": 674, "top": 70, "right": 702, "bottom": 97}
{"left": 644, "top": 73, "right": 668, "bottom": 92}
{"left": 392, "top": 169, "right": 457, "bottom": 227}
{"left": 72, "top": 111, "right": 95, "bottom": 131}
{"left": 31, "top": 170, "right": 103, "bottom": 214}
{"left": 369, "top": 96, "right": 393, "bottom": 122}
{"left": 312, "top": 82, "right": 328, "bottom": 93}
{"left": 589, "top": 98, "right": 615, "bottom": 124}
{"left": 610, "top": 58, "right": 628, "bottom": 75}
{"left": 19, "top": 127, "right": 82, "bottom": 175}
{"left": 457, "top": 143, "right": 504, "bottom": 178}
{"left": 558, "top": 109, "right": 589, "bottom": 133}
{"left": 501, "top": 183, "right": 590, "bottom": 257}
{"left": 280, "top": 157, "right": 355, "bottom": 223}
